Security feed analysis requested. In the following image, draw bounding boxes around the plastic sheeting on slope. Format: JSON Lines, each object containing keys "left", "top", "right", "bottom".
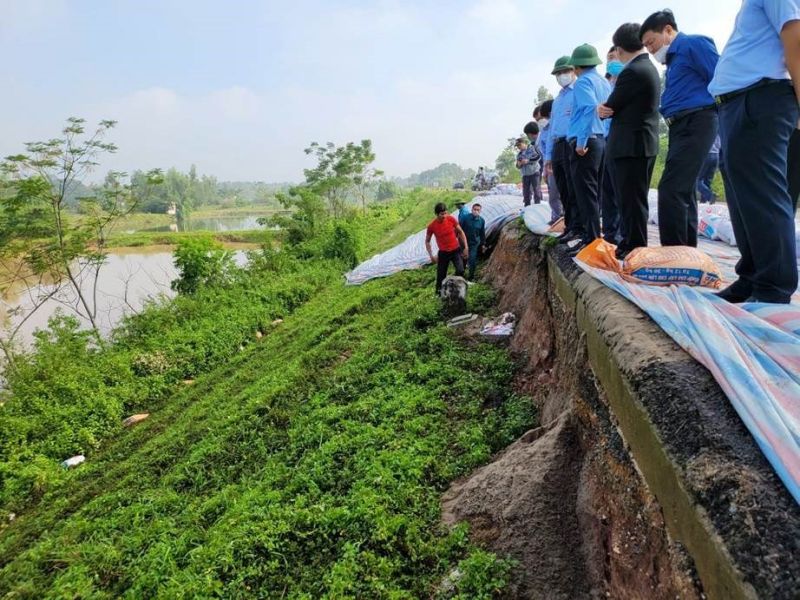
{"left": 573, "top": 259, "right": 800, "bottom": 506}
{"left": 344, "top": 195, "right": 523, "bottom": 285}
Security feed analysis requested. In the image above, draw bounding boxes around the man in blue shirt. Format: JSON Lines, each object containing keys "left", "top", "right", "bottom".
{"left": 460, "top": 203, "right": 486, "bottom": 280}
{"left": 545, "top": 56, "right": 579, "bottom": 240}
{"left": 566, "top": 43, "right": 612, "bottom": 250}
{"left": 709, "top": 0, "right": 800, "bottom": 304}
{"left": 640, "top": 9, "right": 719, "bottom": 248}
{"left": 537, "top": 99, "right": 564, "bottom": 223}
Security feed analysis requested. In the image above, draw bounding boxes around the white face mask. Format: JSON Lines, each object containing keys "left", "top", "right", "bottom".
{"left": 653, "top": 44, "right": 670, "bottom": 65}
{"left": 537, "top": 118, "right": 548, "bottom": 128}
{"left": 556, "top": 73, "right": 573, "bottom": 88}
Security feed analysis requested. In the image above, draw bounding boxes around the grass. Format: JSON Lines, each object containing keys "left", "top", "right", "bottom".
{"left": 0, "top": 189, "right": 530, "bottom": 598}
{"left": 104, "top": 229, "right": 272, "bottom": 248}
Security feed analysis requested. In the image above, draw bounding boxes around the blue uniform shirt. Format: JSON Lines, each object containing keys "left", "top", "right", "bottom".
{"left": 709, "top": 0, "right": 800, "bottom": 96}
{"left": 457, "top": 205, "right": 470, "bottom": 228}
{"left": 568, "top": 68, "right": 611, "bottom": 149}
{"left": 660, "top": 32, "right": 719, "bottom": 118}
{"left": 549, "top": 83, "right": 575, "bottom": 152}
{"left": 461, "top": 214, "right": 486, "bottom": 247}
{"left": 538, "top": 122, "right": 551, "bottom": 162}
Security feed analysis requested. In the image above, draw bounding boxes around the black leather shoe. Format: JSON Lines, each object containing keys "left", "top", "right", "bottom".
{"left": 556, "top": 231, "right": 580, "bottom": 244}
{"left": 567, "top": 239, "right": 589, "bottom": 256}
{"left": 715, "top": 283, "right": 752, "bottom": 304}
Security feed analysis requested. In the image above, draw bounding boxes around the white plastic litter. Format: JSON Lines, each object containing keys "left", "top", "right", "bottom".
{"left": 447, "top": 314, "right": 478, "bottom": 328}
{"left": 61, "top": 455, "right": 86, "bottom": 469}
{"left": 345, "top": 195, "right": 522, "bottom": 285}
{"left": 480, "top": 312, "right": 516, "bottom": 337}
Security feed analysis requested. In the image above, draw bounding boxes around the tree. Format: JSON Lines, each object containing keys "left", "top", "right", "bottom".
{"left": 376, "top": 180, "right": 399, "bottom": 201}
{"left": 536, "top": 85, "right": 553, "bottom": 104}
{"left": 303, "top": 140, "right": 379, "bottom": 216}
{"left": 0, "top": 118, "right": 160, "bottom": 358}
{"left": 495, "top": 138, "right": 521, "bottom": 183}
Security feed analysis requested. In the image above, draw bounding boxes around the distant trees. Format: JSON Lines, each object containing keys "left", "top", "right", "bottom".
{"left": 0, "top": 118, "right": 160, "bottom": 358}
{"left": 303, "top": 140, "right": 381, "bottom": 216}
{"left": 536, "top": 86, "right": 553, "bottom": 103}
{"left": 399, "top": 163, "right": 475, "bottom": 188}
{"left": 495, "top": 138, "right": 521, "bottom": 184}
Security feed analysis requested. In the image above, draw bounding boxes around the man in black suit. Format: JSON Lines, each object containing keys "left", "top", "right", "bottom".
{"left": 598, "top": 23, "right": 661, "bottom": 259}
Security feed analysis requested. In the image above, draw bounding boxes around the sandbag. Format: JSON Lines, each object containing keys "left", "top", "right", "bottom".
{"left": 623, "top": 246, "right": 723, "bottom": 289}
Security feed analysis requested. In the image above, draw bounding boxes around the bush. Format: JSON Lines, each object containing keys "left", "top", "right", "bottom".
{"left": 171, "top": 235, "right": 234, "bottom": 295}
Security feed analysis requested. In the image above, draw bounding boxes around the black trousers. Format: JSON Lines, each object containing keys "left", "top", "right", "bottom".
{"left": 614, "top": 155, "right": 656, "bottom": 252}
{"left": 788, "top": 128, "right": 800, "bottom": 212}
{"left": 522, "top": 174, "right": 537, "bottom": 207}
{"left": 600, "top": 154, "right": 621, "bottom": 243}
{"left": 569, "top": 137, "right": 605, "bottom": 242}
{"left": 552, "top": 139, "right": 579, "bottom": 233}
{"left": 719, "top": 82, "right": 799, "bottom": 303}
{"left": 532, "top": 170, "right": 544, "bottom": 203}
{"left": 658, "top": 108, "right": 718, "bottom": 247}
{"left": 435, "top": 249, "right": 464, "bottom": 293}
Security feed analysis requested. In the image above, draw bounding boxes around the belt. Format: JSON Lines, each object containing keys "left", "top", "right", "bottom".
{"left": 568, "top": 135, "right": 605, "bottom": 145}
{"left": 714, "top": 78, "right": 792, "bottom": 106}
{"left": 664, "top": 104, "right": 717, "bottom": 127}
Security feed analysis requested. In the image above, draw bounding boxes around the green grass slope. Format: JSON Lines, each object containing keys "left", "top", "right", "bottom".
{"left": 0, "top": 191, "right": 534, "bottom": 598}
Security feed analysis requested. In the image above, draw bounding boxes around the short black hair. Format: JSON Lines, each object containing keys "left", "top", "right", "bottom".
{"left": 533, "top": 105, "right": 542, "bottom": 119}
{"left": 614, "top": 23, "right": 645, "bottom": 52}
{"left": 539, "top": 99, "right": 554, "bottom": 119}
{"left": 608, "top": 46, "right": 617, "bottom": 54}
{"left": 640, "top": 9, "right": 678, "bottom": 39}
{"left": 473, "top": 203, "right": 482, "bottom": 209}
{"left": 523, "top": 121, "right": 539, "bottom": 135}
{"left": 434, "top": 202, "right": 447, "bottom": 214}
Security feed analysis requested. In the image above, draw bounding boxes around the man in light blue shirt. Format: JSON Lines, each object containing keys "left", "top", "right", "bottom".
{"left": 566, "top": 43, "right": 611, "bottom": 249}
{"left": 546, "top": 56, "right": 579, "bottom": 239}
{"left": 709, "top": 0, "right": 800, "bottom": 304}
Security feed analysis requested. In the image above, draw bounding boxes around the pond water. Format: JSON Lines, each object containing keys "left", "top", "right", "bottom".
{"left": 0, "top": 247, "right": 250, "bottom": 348}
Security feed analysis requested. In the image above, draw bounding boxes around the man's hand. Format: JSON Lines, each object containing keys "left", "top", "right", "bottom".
{"left": 462, "top": 248, "right": 468, "bottom": 260}
{"left": 576, "top": 147, "right": 588, "bottom": 156}
{"left": 430, "top": 254, "right": 438, "bottom": 264}
{"left": 597, "top": 104, "right": 614, "bottom": 119}
{"left": 544, "top": 161, "right": 553, "bottom": 177}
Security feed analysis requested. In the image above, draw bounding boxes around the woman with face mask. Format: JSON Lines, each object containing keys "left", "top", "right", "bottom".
{"left": 639, "top": 9, "right": 720, "bottom": 248}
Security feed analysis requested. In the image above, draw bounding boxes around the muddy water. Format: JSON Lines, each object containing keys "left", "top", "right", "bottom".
{"left": 0, "top": 246, "right": 250, "bottom": 347}
{"left": 142, "top": 215, "right": 272, "bottom": 233}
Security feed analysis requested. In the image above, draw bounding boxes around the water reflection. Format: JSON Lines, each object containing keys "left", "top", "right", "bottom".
{"left": 0, "top": 248, "right": 249, "bottom": 347}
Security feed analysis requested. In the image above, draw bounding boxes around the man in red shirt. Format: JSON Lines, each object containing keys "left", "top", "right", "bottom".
{"left": 425, "top": 202, "right": 469, "bottom": 295}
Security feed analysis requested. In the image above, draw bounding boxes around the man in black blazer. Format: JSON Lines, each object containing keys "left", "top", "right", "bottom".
{"left": 598, "top": 23, "right": 661, "bottom": 259}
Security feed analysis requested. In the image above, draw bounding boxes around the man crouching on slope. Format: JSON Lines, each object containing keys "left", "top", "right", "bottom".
{"left": 426, "top": 202, "right": 469, "bottom": 295}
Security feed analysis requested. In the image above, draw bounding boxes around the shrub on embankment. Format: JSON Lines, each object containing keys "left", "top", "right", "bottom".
{"left": 0, "top": 190, "right": 532, "bottom": 598}
{"left": 0, "top": 188, "right": 471, "bottom": 514}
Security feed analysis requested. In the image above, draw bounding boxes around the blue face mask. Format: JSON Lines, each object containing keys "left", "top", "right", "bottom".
{"left": 607, "top": 60, "right": 624, "bottom": 77}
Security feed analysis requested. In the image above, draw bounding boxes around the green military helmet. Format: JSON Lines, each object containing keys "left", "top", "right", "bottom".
{"left": 567, "top": 44, "right": 602, "bottom": 67}
{"left": 551, "top": 55, "right": 574, "bottom": 75}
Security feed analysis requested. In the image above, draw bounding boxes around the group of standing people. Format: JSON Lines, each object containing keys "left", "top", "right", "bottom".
{"left": 537, "top": 2, "right": 800, "bottom": 304}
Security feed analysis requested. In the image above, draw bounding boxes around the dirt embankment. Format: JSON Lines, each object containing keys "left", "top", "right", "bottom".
{"left": 443, "top": 224, "right": 800, "bottom": 599}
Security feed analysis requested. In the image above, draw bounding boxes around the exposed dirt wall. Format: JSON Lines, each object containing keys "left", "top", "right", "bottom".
{"left": 442, "top": 223, "right": 800, "bottom": 599}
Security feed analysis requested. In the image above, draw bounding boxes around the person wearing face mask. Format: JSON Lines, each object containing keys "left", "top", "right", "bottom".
{"left": 601, "top": 46, "right": 626, "bottom": 244}
{"left": 639, "top": 9, "right": 719, "bottom": 248}
{"left": 546, "top": 57, "right": 580, "bottom": 241}
{"left": 598, "top": 23, "right": 661, "bottom": 259}
{"left": 708, "top": 0, "right": 800, "bottom": 304}
{"left": 565, "top": 44, "right": 612, "bottom": 253}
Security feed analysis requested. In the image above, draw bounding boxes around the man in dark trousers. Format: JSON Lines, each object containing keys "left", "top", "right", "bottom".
{"left": 640, "top": 9, "right": 719, "bottom": 247}
{"left": 599, "top": 23, "right": 661, "bottom": 259}
{"left": 425, "top": 202, "right": 469, "bottom": 296}
{"left": 460, "top": 203, "right": 486, "bottom": 280}
{"left": 566, "top": 43, "right": 611, "bottom": 253}
{"left": 709, "top": 0, "right": 800, "bottom": 304}
{"left": 544, "top": 56, "right": 579, "bottom": 240}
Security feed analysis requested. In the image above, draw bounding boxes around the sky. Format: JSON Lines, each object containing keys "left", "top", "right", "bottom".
{"left": 1, "top": 0, "right": 741, "bottom": 183}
